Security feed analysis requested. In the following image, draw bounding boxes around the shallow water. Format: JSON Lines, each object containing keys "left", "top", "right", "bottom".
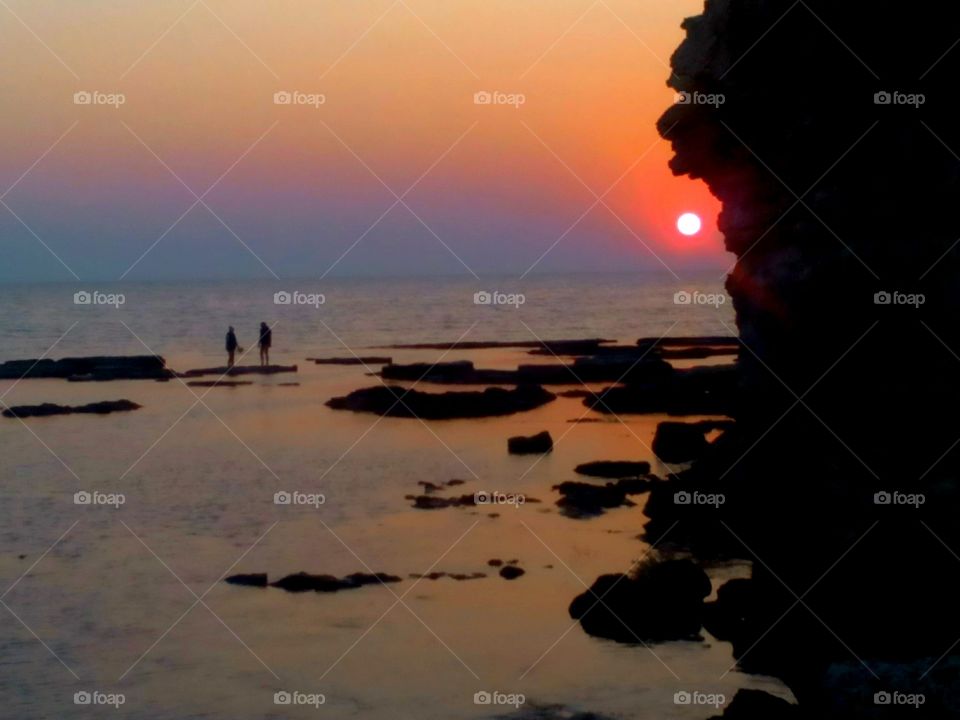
{"left": 0, "top": 273, "right": 790, "bottom": 718}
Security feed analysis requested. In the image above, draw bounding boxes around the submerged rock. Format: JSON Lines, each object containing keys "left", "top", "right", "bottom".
{"left": 569, "top": 559, "right": 710, "bottom": 642}
{"left": 553, "top": 481, "right": 638, "bottom": 518}
{"left": 2, "top": 399, "right": 142, "bottom": 418}
{"left": 186, "top": 380, "right": 252, "bottom": 387}
{"left": 507, "top": 431, "right": 553, "bottom": 455}
{"left": 181, "top": 365, "right": 297, "bottom": 378}
{"left": 574, "top": 460, "right": 651, "bottom": 479}
{"left": 310, "top": 356, "right": 392, "bottom": 365}
{"left": 270, "top": 571, "right": 401, "bottom": 593}
{"left": 327, "top": 384, "right": 556, "bottom": 419}
{"left": 586, "top": 365, "right": 738, "bottom": 416}
{"left": 225, "top": 573, "right": 268, "bottom": 587}
{"left": 499, "top": 566, "right": 525, "bottom": 580}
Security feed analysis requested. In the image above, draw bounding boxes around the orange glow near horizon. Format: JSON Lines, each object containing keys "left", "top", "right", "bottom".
{"left": 0, "top": 0, "right": 725, "bottom": 279}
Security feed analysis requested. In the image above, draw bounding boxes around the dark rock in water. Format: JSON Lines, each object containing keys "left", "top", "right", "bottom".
{"left": 186, "top": 380, "right": 253, "bottom": 387}
{"left": 586, "top": 365, "right": 738, "bottom": 416}
{"left": 558, "top": 389, "right": 593, "bottom": 398}
{"left": 181, "top": 365, "right": 297, "bottom": 378}
{"left": 488, "top": 559, "right": 504, "bottom": 567}
{"left": 380, "top": 339, "right": 614, "bottom": 353}
{"left": 508, "top": 431, "right": 553, "bottom": 454}
{"left": 327, "top": 384, "right": 555, "bottom": 419}
{"left": 277, "top": 382, "right": 300, "bottom": 387}
{"left": 342, "top": 572, "right": 402, "bottom": 588}
{"left": 225, "top": 573, "right": 268, "bottom": 587}
{"left": 310, "top": 356, "right": 392, "bottom": 365}
{"left": 706, "top": 690, "right": 799, "bottom": 720}
{"left": 569, "top": 559, "right": 710, "bottom": 642}
{"left": 574, "top": 460, "right": 651, "bottom": 479}
{"left": 270, "top": 571, "right": 401, "bottom": 592}
{"left": 3, "top": 399, "right": 142, "bottom": 418}
{"left": 382, "top": 360, "right": 480, "bottom": 382}
{"left": 653, "top": 421, "right": 733, "bottom": 464}
{"left": 410, "top": 494, "right": 476, "bottom": 510}
{"left": 499, "top": 566, "right": 525, "bottom": 580}
{"left": 500, "top": 703, "right": 618, "bottom": 720}
{"left": 0, "top": 355, "right": 172, "bottom": 381}
{"left": 553, "top": 481, "right": 636, "bottom": 518}
{"left": 409, "top": 571, "right": 486, "bottom": 581}
{"left": 446, "top": 479, "right": 466, "bottom": 487}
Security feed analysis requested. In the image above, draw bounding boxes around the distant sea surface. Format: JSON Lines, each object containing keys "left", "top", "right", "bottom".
{"left": 0, "top": 272, "right": 735, "bottom": 367}
{"left": 0, "top": 273, "right": 791, "bottom": 720}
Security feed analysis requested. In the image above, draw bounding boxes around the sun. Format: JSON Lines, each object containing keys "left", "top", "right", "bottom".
{"left": 677, "top": 212, "right": 702, "bottom": 236}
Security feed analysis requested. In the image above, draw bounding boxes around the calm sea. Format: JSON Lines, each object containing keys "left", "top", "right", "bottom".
{"left": 0, "top": 273, "right": 788, "bottom": 720}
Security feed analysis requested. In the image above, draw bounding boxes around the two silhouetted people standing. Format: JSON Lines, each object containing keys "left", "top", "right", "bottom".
{"left": 225, "top": 323, "right": 271, "bottom": 367}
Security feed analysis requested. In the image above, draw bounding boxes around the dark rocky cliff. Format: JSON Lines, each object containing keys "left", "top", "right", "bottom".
{"left": 655, "top": 2, "right": 960, "bottom": 716}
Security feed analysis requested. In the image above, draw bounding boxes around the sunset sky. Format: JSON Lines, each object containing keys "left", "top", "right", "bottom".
{"left": 0, "top": 0, "right": 721, "bottom": 282}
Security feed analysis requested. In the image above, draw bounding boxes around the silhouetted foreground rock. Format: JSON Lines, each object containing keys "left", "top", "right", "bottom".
{"left": 569, "top": 559, "right": 710, "bottom": 642}
{"left": 327, "top": 384, "right": 556, "bottom": 419}
{"left": 586, "top": 365, "right": 737, "bottom": 415}
{"left": 652, "top": 420, "right": 734, "bottom": 463}
{"left": 309, "top": 356, "right": 392, "bottom": 365}
{"left": 0, "top": 355, "right": 172, "bottom": 381}
{"left": 268, "top": 572, "right": 401, "bottom": 592}
{"left": 2, "top": 399, "right": 141, "bottom": 418}
{"left": 508, "top": 431, "right": 553, "bottom": 454}
{"left": 180, "top": 365, "right": 297, "bottom": 378}
{"left": 574, "top": 460, "right": 651, "bottom": 479}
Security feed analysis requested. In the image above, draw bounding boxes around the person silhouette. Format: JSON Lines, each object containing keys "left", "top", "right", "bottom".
{"left": 225, "top": 326, "right": 239, "bottom": 368}
{"left": 258, "top": 322, "right": 272, "bottom": 367}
